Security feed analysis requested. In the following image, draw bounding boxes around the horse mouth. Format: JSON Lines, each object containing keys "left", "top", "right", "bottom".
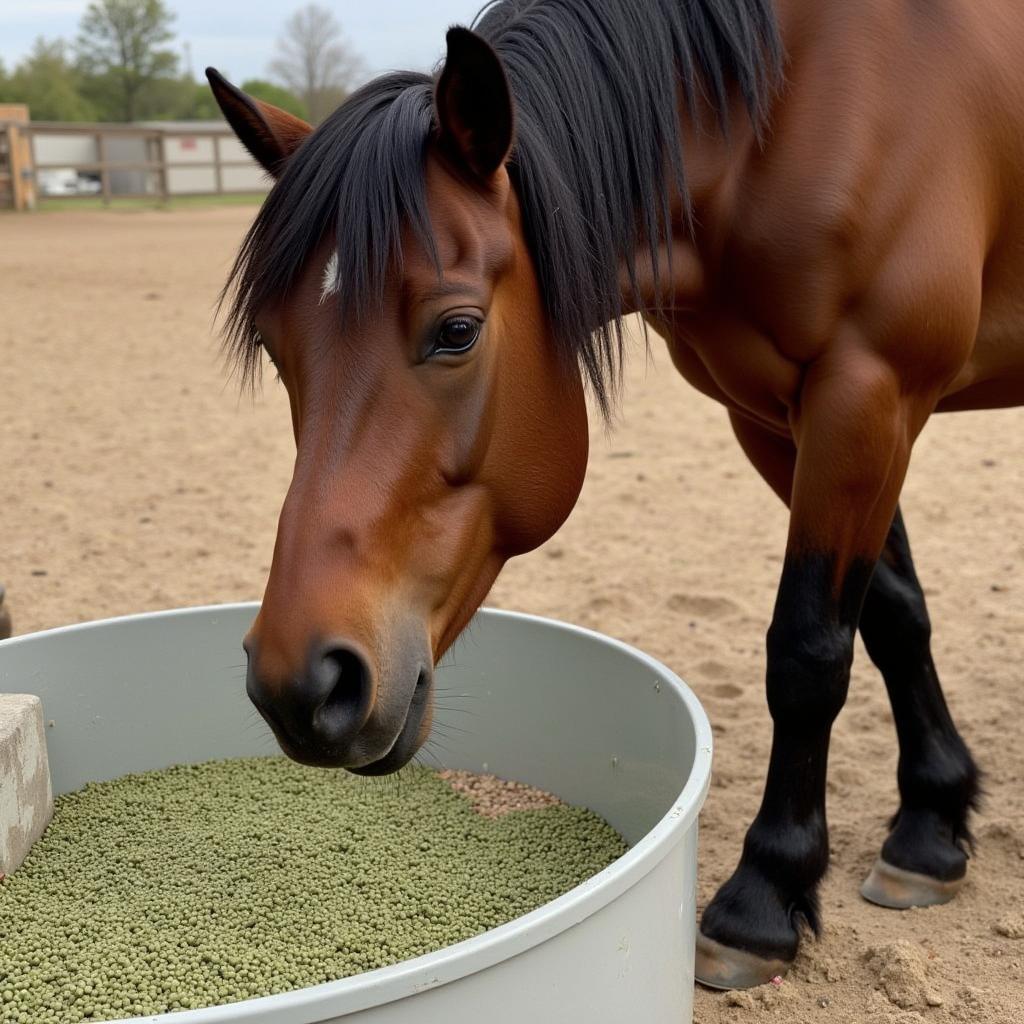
{"left": 348, "top": 669, "right": 432, "bottom": 776}
{"left": 259, "top": 668, "right": 432, "bottom": 774}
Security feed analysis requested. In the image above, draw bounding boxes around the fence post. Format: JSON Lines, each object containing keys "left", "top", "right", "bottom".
{"left": 4, "top": 123, "right": 17, "bottom": 211}
{"left": 17, "top": 123, "right": 35, "bottom": 211}
{"left": 4, "top": 122, "right": 31, "bottom": 212}
{"left": 97, "top": 131, "right": 111, "bottom": 205}
{"left": 14, "top": 123, "right": 27, "bottom": 212}
{"left": 213, "top": 134, "right": 224, "bottom": 195}
{"left": 157, "top": 132, "right": 169, "bottom": 205}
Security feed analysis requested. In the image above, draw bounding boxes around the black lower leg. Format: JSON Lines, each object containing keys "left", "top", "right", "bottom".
{"left": 0, "top": 583, "right": 10, "bottom": 641}
{"left": 859, "top": 508, "right": 981, "bottom": 881}
{"left": 700, "top": 555, "right": 868, "bottom": 962}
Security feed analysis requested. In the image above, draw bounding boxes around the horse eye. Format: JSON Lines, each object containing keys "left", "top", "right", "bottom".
{"left": 433, "top": 316, "right": 482, "bottom": 356}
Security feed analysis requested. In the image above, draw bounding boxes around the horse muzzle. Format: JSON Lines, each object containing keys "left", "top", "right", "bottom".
{"left": 244, "top": 633, "right": 432, "bottom": 772}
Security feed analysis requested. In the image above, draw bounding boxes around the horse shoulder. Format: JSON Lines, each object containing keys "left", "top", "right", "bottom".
{"left": 721, "top": 82, "right": 993, "bottom": 385}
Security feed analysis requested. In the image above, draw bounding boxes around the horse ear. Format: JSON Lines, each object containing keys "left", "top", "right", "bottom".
{"left": 435, "top": 27, "right": 514, "bottom": 180}
{"left": 206, "top": 67, "right": 312, "bottom": 177}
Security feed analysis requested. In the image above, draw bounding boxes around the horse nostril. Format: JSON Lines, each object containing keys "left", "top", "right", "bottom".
{"left": 311, "top": 642, "right": 374, "bottom": 744}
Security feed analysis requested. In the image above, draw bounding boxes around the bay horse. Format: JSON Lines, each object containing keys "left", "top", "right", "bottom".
{"left": 208, "top": 0, "right": 1022, "bottom": 991}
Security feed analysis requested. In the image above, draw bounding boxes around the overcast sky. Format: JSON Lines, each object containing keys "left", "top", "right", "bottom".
{"left": 1, "top": 1, "right": 487, "bottom": 85}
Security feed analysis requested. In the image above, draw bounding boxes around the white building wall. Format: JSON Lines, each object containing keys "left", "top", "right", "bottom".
{"left": 32, "top": 124, "right": 270, "bottom": 198}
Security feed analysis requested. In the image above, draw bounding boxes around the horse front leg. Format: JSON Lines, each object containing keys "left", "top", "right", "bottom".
{"left": 696, "top": 352, "right": 931, "bottom": 989}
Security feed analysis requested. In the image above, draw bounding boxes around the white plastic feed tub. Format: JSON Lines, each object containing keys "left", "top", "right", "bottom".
{"left": 0, "top": 604, "right": 712, "bottom": 1023}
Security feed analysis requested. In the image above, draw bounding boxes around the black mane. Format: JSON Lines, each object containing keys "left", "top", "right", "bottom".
{"left": 223, "top": 0, "right": 782, "bottom": 411}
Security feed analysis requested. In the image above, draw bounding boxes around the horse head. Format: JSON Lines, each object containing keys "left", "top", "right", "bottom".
{"left": 209, "top": 31, "right": 588, "bottom": 772}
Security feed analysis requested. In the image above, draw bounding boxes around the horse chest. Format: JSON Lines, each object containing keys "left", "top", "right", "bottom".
{"left": 939, "top": 295, "right": 1024, "bottom": 411}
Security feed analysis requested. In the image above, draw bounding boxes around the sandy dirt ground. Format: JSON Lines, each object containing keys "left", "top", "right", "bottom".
{"left": 2, "top": 207, "right": 1022, "bottom": 1023}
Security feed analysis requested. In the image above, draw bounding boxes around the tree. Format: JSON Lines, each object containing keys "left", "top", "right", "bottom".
{"left": 137, "top": 74, "right": 211, "bottom": 121}
{"left": 0, "top": 39, "right": 98, "bottom": 121}
{"left": 185, "top": 80, "right": 221, "bottom": 120}
{"left": 240, "top": 79, "right": 309, "bottom": 121}
{"left": 268, "top": 4, "right": 364, "bottom": 123}
{"left": 76, "top": 0, "right": 178, "bottom": 122}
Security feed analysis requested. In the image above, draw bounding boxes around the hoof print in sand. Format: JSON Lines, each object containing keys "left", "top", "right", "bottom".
{"left": 667, "top": 593, "right": 741, "bottom": 619}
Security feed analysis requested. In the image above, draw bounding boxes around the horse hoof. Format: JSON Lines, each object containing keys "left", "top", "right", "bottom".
{"left": 860, "top": 857, "right": 965, "bottom": 910}
{"left": 694, "top": 931, "right": 792, "bottom": 990}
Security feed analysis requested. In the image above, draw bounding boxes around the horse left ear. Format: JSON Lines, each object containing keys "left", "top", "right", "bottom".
{"left": 206, "top": 67, "right": 313, "bottom": 178}
{"left": 435, "top": 27, "right": 514, "bottom": 180}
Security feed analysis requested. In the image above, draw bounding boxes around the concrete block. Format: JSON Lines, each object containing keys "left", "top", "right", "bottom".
{"left": 0, "top": 694, "right": 53, "bottom": 876}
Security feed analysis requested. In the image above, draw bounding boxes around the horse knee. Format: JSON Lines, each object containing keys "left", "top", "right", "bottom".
{"left": 765, "top": 620, "right": 852, "bottom": 725}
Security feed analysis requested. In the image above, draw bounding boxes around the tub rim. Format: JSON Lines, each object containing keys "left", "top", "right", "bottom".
{"left": 1, "top": 602, "right": 713, "bottom": 1023}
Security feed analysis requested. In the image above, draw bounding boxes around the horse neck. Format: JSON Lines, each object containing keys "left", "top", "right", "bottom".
{"left": 615, "top": 0, "right": 822, "bottom": 314}
{"left": 613, "top": 90, "right": 763, "bottom": 315}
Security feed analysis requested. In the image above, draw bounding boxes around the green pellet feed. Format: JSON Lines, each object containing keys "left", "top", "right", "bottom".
{"left": 0, "top": 758, "right": 626, "bottom": 1023}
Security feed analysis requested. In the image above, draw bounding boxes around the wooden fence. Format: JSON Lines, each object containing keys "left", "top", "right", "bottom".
{"left": 0, "top": 119, "right": 268, "bottom": 210}
{"left": 0, "top": 104, "right": 32, "bottom": 210}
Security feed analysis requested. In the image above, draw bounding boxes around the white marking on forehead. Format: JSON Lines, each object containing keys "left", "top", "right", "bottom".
{"left": 320, "top": 251, "right": 340, "bottom": 304}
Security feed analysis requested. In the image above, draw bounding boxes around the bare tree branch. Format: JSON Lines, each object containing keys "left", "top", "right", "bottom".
{"left": 268, "top": 4, "right": 365, "bottom": 123}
